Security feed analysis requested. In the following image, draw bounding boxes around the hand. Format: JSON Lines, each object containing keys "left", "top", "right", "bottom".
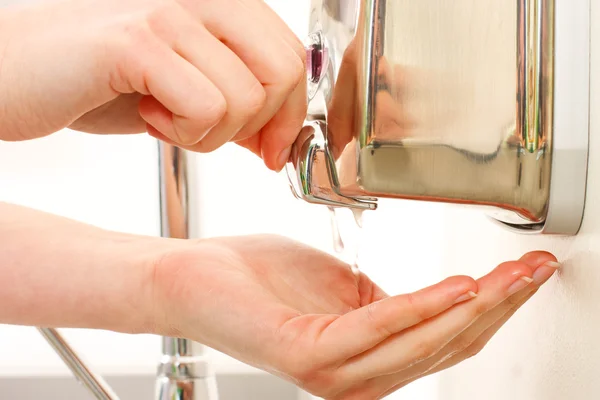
{"left": 151, "top": 234, "right": 559, "bottom": 399}
{"left": 0, "top": 0, "right": 306, "bottom": 171}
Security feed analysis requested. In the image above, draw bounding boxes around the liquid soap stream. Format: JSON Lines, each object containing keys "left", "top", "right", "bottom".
{"left": 328, "top": 207, "right": 365, "bottom": 276}
{"left": 328, "top": 206, "right": 345, "bottom": 254}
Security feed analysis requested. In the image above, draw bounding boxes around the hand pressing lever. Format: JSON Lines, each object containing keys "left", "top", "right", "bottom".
{"left": 0, "top": 0, "right": 307, "bottom": 171}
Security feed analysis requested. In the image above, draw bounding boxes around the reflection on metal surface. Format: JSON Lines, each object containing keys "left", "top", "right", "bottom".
{"left": 288, "top": 0, "right": 590, "bottom": 235}
{"left": 38, "top": 328, "right": 119, "bottom": 400}
{"left": 155, "top": 338, "right": 218, "bottom": 400}
{"left": 287, "top": 121, "right": 376, "bottom": 209}
{"left": 157, "top": 143, "right": 218, "bottom": 400}
{"left": 159, "top": 144, "right": 190, "bottom": 239}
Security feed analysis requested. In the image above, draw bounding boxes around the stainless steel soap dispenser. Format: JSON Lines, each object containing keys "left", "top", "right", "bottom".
{"left": 287, "top": 0, "right": 591, "bottom": 235}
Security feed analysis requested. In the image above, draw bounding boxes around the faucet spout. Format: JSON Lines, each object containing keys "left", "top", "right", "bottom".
{"left": 286, "top": 120, "right": 376, "bottom": 210}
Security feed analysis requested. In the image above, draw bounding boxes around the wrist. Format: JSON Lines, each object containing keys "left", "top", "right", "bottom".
{"left": 100, "top": 232, "right": 191, "bottom": 335}
{"left": 146, "top": 237, "right": 234, "bottom": 340}
{"left": 0, "top": 201, "right": 188, "bottom": 334}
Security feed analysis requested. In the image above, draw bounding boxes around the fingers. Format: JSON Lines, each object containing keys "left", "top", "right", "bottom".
{"left": 374, "top": 291, "right": 539, "bottom": 400}
{"left": 341, "top": 252, "right": 558, "bottom": 399}
{"left": 312, "top": 275, "right": 478, "bottom": 363}
{"left": 424, "top": 291, "right": 537, "bottom": 376}
{"left": 257, "top": 72, "right": 307, "bottom": 171}
{"left": 132, "top": 0, "right": 305, "bottom": 163}
{"left": 198, "top": 1, "right": 305, "bottom": 166}
{"left": 139, "top": 5, "right": 271, "bottom": 150}
{"left": 238, "top": 0, "right": 308, "bottom": 171}
{"left": 338, "top": 257, "right": 544, "bottom": 382}
{"left": 415, "top": 252, "right": 560, "bottom": 374}
{"left": 133, "top": 44, "right": 227, "bottom": 145}
{"left": 130, "top": 8, "right": 230, "bottom": 145}
{"left": 174, "top": 25, "right": 265, "bottom": 151}
{"left": 356, "top": 271, "right": 389, "bottom": 306}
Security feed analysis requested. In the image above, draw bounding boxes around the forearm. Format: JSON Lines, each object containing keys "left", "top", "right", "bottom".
{"left": 0, "top": 202, "right": 171, "bottom": 333}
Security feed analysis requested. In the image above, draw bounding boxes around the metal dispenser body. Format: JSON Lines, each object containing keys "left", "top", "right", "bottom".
{"left": 288, "top": 0, "right": 590, "bottom": 235}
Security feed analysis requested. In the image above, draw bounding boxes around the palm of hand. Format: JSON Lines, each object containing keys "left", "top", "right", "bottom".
{"left": 155, "top": 235, "right": 555, "bottom": 400}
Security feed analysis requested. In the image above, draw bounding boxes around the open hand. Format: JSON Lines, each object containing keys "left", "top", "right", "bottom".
{"left": 152, "top": 234, "right": 559, "bottom": 399}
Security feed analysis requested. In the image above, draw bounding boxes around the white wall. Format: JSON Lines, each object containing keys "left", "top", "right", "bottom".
{"left": 0, "top": 1, "right": 444, "bottom": 399}
{"left": 436, "top": 3, "right": 600, "bottom": 400}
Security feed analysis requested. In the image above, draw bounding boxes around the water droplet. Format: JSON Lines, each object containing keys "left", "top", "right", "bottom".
{"left": 352, "top": 208, "right": 364, "bottom": 228}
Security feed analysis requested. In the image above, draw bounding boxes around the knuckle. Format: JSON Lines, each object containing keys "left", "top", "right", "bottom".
{"left": 145, "top": 3, "right": 176, "bottom": 35}
{"left": 201, "top": 93, "right": 227, "bottom": 127}
{"left": 238, "top": 81, "right": 266, "bottom": 117}
{"left": 108, "top": 19, "right": 159, "bottom": 92}
{"left": 180, "top": 90, "right": 225, "bottom": 141}
{"left": 287, "top": 52, "right": 306, "bottom": 87}
{"left": 173, "top": 95, "right": 225, "bottom": 146}
{"left": 500, "top": 261, "right": 532, "bottom": 277}
{"left": 118, "top": 14, "right": 162, "bottom": 52}
{"left": 292, "top": 38, "right": 308, "bottom": 66}
{"left": 292, "top": 39, "right": 307, "bottom": 70}
{"left": 121, "top": 19, "right": 152, "bottom": 43}
{"left": 365, "top": 302, "right": 378, "bottom": 323}
{"left": 365, "top": 302, "right": 391, "bottom": 338}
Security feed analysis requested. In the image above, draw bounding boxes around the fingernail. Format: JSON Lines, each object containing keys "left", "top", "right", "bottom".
{"left": 544, "top": 261, "right": 562, "bottom": 269}
{"left": 507, "top": 276, "right": 534, "bottom": 296}
{"left": 454, "top": 291, "right": 478, "bottom": 304}
{"left": 532, "top": 261, "right": 562, "bottom": 285}
{"left": 277, "top": 145, "right": 293, "bottom": 171}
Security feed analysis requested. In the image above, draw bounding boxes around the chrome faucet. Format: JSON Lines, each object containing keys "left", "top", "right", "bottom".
{"left": 155, "top": 143, "right": 218, "bottom": 400}
{"left": 288, "top": 0, "right": 590, "bottom": 235}
{"left": 38, "top": 327, "right": 120, "bottom": 400}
